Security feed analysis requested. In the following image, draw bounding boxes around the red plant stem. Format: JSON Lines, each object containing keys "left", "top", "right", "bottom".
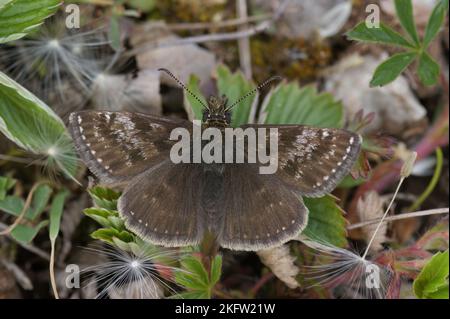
{"left": 249, "top": 272, "right": 274, "bottom": 297}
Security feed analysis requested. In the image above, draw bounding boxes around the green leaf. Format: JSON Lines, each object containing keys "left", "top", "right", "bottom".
{"left": 0, "top": 196, "right": 23, "bottom": 216}
{"left": 423, "top": 0, "right": 449, "bottom": 48}
{"left": 27, "top": 184, "right": 52, "bottom": 220}
{"left": 0, "top": 184, "right": 52, "bottom": 220}
{"left": 109, "top": 14, "right": 121, "bottom": 51}
{"left": 346, "top": 21, "right": 415, "bottom": 48}
{"left": 413, "top": 250, "right": 449, "bottom": 299}
{"left": 127, "top": 0, "right": 156, "bottom": 13}
{"left": 210, "top": 255, "right": 222, "bottom": 285}
{"left": 0, "top": 0, "right": 61, "bottom": 43}
{"left": 216, "top": 64, "right": 257, "bottom": 127}
{"left": 91, "top": 228, "right": 134, "bottom": 245}
{"left": 112, "top": 236, "right": 133, "bottom": 252}
{"left": 302, "top": 196, "right": 347, "bottom": 247}
{"left": 49, "top": 189, "right": 69, "bottom": 241}
{"left": 84, "top": 208, "right": 123, "bottom": 229}
{"left": 175, "top": 254, "right": 219, "bottom": 298}
{"left": 184, "top": 75, "right": 207, "bottom": 121}
{"left": 261, "top": 83, "right": 343, "bottom": 128}
{"left": 181, "top": 255, "right": 209, "bottom": 287}
{"left": 394, "top": 0, "right": 420, "bottom": 45}
{"left": 0, "top": 0, "right": 14, "bottom": 10}
{"left": 88, "top": 186, "right": 121, "bottom": 210}
{"left": 370, "top": 52, "right": 417, "bottom": 87}
{"left": 11, "top": 220, "right": 48, "bottom": 244}
{"left": 0, "top": 176, "right": 16, "bottom": 200}
{"left": 0, "top": 72, "right": 78, "bottom": 178}
{"left": 417, "top": 51, "right": 440, "bottom": 86}
{"left": 338, "top": 174, "right": 367, "bottom": 188}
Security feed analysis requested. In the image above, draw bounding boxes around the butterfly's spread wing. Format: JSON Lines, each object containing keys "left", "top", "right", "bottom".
{"left": 69, "top": 111, "right": 190, "bottom": 185}
{"left": 242, "top": 125, "right": 361, "bottom": 197}
{"left": 118, "top": 161, "right": 205, "bottom": 247}
{"left": 217, "top": 163, "right": 308, "bottom": 251}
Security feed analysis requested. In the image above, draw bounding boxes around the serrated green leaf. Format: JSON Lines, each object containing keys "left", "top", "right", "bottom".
{"left": 346, "top": 21, "right": 415, "bottom": 48}
{"left": 395, "top": 0, "right": 420, "bottom": 45}
{"left": 49, "top": 189, "right": 69, "bottom": 241}
{"left": 413, "top": 250, "right": 449, "bottom": 299}
{"left": 261, "top": 83, "right": 343, "bottom": 128}
{"left": 0, "top": 72, "right": 78, "bottom": 178}
{"left": 10, "top": 220, "right": 48, "bottom": 244}
{"left": 216, "top": 64, "right": 257, "bottom": 127}
{"left": 112, "top": 237, "right": 133, "bottom": 252}
{"left": 302, "top": 196, "right": 347, "bottom": 247}
{"left": 417, "top": 51, "right": 440, "bottom": 86}
{"left": 370, "top": 52, "right": 417, "bottom": 86}
{"left": 210, "top": 254, "right": 222, "bottom": 285}
{"left": 181, "top": 255, "right": 209, "bottom": 287}
{"left": 88, "top": 186, "right": 121, "bottom": 210}
{"left": 83, "top": 207, "right": 119, "bottom": 228}
{"left": 0, "top": 0, "right": 61, "bottom": 43}
{"left": 174, "top": 271, "right": 206, "bottom": 290}
{"left": 184, "top": 74, "right": 207, "bottom": 121}
{"left": 171, "top": 291, "right": 209, "bottom": 299}
{"left": 423, "top": 0, "right": 449, "bottom": 48}
{"left": 91, "top": 228, "right": 121, "bottom": 244}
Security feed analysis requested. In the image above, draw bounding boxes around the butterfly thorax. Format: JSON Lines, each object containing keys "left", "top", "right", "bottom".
{"left": 202, "top": 95, "right": 231, "bottom": 128}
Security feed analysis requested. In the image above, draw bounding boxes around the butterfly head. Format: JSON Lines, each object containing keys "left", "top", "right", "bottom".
{"left": 203, "top": 95, "right": 231, "bottom": 127}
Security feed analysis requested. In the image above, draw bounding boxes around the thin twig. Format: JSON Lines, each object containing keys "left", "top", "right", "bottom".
{"left": 0, "top": 183, "right": 42, "bottom": 236}
{"left": 0, "top": 154, "right": 40, "bottom": 165}
{"left": 250, "top": 272, "right": 274, "bottom": 297}
{"left": 237, "top": 0, "right": 252, "bottom": 79}
{"left": 348, "top": 208, "right": 449, "bottom": 230}
{"left": 362, "top": 177, "right": 405, "bottom": 260}
{"left": 167, "top": 14, "right": 270, "bottom": 31}
{"left": 50, "top": 239, "right": 59, "bottom": 299}
{"left": 128, "top": 0, "right": 290, "bottom": 55}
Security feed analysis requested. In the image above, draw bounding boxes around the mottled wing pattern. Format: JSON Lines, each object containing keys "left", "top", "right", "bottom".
{"left": 69, "top": 111, "right": 190, "bottom": 185}
{"left": 217, "top": 163, "right": 308, "bottom": 251}
{"left": 118, "top": 161, "right": 205, "bottom": 247}
{"left": 242, "top": 125, "right": 362, "bottom": 197}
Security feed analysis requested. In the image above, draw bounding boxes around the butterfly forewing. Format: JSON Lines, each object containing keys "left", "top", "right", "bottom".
{"left": 69, "top": 111, "right": 190, "bottom": 185}
{"left": 243, "top": 125, "right": 362, "bottom": 197}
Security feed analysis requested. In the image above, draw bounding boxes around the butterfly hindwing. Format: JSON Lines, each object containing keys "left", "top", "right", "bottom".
{"left": 118, "top": 161, "right": 205, "bottom": 247}
{"left": 69, "top": 111, "right": 190, "bottom": 185}
{"left": 242, "top": 125, "right": 362, "bottom": 197}
{"left": 216, "top": 163, "right": 308, "bottom": 251}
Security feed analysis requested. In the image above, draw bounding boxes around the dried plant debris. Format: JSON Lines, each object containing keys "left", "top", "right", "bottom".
{"left": 130, "top": 22, "right": 216, "bottom": 86}
{"left": 252, "top": 0, "right": 352, "bottom": 39}
{"left": 257, "top": 245, "right": 300, "bottom": 289}
{"left": 324, "top": 53, "right": 427, "bottom": 136}
{"left": 91, "top": 69, "right": 162, "bottom": 114}
{"left": 357, "top": 191, "right": 389, "bottom": 253}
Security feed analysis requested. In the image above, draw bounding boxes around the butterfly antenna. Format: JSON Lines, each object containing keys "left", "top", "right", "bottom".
{"left": 226, "top": 75, "right": 283, "bottom": 111}
{"left": 158, "top": 68, "right": 208, "bottom": 109}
